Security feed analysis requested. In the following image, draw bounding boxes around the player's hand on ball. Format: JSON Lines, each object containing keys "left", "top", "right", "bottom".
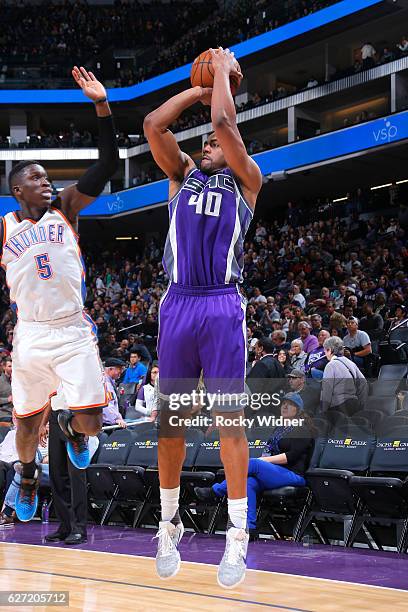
{"left": 209, "top": 47, "right": 243, "bottom": 82}
{"left": 72, "top": 66, "right": 107, "bottom": 102}
{"left": 199, "top": 87, "right": 213, "bottom": 106}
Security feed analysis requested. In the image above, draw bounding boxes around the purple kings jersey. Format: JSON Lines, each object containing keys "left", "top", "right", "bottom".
{"left": 163, "top": 168, "right": 253, "bottom": 286}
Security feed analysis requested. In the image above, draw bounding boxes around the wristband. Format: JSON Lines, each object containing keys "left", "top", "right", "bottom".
{"left": 94, "top": 96, "right": 107, "bottom": 105}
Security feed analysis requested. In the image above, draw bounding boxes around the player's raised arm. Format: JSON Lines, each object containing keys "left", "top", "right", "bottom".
{"left": 143, "top": 88, "right": 211, "bottom": 184}
{"left": 59, "top": 67, "right": 119, "bottom": 224}
{"left": 210, "top": 48, "right": 262, "bottom": 208}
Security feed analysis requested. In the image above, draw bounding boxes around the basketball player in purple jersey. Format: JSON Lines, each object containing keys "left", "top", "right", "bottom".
{"left": 144, "top": 47, "right": 262, "bottom": 588}
{"left": 0, "top": 67, "right": 117, "bottom": 522}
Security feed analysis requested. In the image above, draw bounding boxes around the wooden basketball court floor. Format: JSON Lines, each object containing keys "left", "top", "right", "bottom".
{"left": 1, "top": 526, "right": 408, "bottom": 611}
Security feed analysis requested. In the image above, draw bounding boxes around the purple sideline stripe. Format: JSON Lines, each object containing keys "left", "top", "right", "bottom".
{"left": 2, "top": 523, "right": 408, "bottom": 590}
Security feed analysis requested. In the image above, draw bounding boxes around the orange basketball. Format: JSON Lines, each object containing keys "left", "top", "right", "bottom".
{"left": 190, "top": 49, "right": 241, "bottom": 96}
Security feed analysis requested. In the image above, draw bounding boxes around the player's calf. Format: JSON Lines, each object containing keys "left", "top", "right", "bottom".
{"left": 58, "top": 409, "right": 101, "bottom": 469}
{"left": 14, "top": 462, "right": 42, "bottom": 522}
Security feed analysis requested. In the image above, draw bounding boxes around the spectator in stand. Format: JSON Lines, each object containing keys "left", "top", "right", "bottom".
{"left": 251, "top": 287, "right": 267, "bottom": 306}
{"left": 382, "top": 47, "right": 395, "bottom": 63}
{"left": 310, "top": 314, "right": 323, "bottom": 337}
{"left": 289, "top": 339, "right": 307, "bottom": 371}
{"left": 342, "top": 317, "right": 372, "bottom": 370}
{"left": 292, "top": 284, "right": 306, "bottom": 309}
{"left": 103, "top": 358, "right": 127, "bottom": 428}
{"left": 304, "top": 329, "right": 331, "bottom": 380}
{"left": 385, "top": 305, "right": 408, "bottom": 333}
{"left": 276, "top": 349, "right": 293, "bottom": 375}
{"left": 306, "top": 76, "right": 319, "bottom": 88}
{"left": 270, "top": 330, "right": 290, "bottom": 355}
{"left": 286, "top": 369, "right": 320, "bottom": 414}
{"left": 359, "top": 301, "right": 384, "bottom": 341}
{"left": 259, "top": 299, "right": 281, "bottom": 331}
{"left": 247, "top": 337, "right": 286, "bottom": 395}
{"left": 122, "top": 351, "right": 148, "bottom": 384}
{"left": 321, "top": 336, "right": 368, "bottom": 416}
{"left": 134, "top": 363, "right": 159, "bottom": 422}
{"left": 361, "top": 42, "right": 376, "bottom": 70}
{"left": 397, "top": 36, "right": 408, "bottom": 55}
{"left": 0, "top": 357, "right": 12, "bottom": 425}
{"left": 297, "top": 322, "right": 319, "bottom": 354}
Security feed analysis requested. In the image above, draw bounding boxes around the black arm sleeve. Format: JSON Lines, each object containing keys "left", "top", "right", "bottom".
{"left": 77, "top": 115, "right": 119, "bottom": 197}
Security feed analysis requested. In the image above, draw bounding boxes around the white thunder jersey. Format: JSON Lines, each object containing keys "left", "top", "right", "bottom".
{"left": 1, "top": 207, "right": 85, "bottom": 322}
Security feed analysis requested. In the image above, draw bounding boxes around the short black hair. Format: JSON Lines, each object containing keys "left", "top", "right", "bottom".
{"left": 257, "top": 336, "right": 275, "bottom": 354}
{"left": 8, "top": 160, "right": 41, "bottom": 196}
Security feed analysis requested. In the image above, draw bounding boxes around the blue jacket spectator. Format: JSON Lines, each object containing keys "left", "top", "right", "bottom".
{"left": 122, "top": 351, "right": 148, "bottom": 384}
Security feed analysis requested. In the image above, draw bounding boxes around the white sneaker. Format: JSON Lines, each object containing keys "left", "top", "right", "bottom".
{"left": 217, "top": 527, "right": 249, "bottom": 589}
{"left": 154, "top": 521, "right": 184, "bottom": 579}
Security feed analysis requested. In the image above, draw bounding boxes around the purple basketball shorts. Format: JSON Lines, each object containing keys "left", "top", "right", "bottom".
{"left": 157, "top": 283, "right": 247, "bottom": 412}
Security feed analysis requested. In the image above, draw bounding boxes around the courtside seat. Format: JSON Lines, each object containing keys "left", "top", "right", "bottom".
{"left": 117, "top": 382, "right": 138, "bottom": 413}
{"left": 182, "top": 431, "right": 224, "bottom": 533}
{"left": 350, "top": 426, "right": 408, "bottom": 552}
{"left": 378, "top": 364, "right": 408, "bottom": 380}
{"left": 91, "top": 432, "right": 109, "bottom": 464}
{"left": 298, "top": 427, "right": 376, "bottom": 546}
{"left": 351, "top": 409, "right": 385, "bottom": 434}
{"left": 246, "top": 427, "right": 270, "bottom": 458}
{"left": 369, "top": 380, "right": 400, "bottom": 400}
{"left": 389, "top": 327, "right": 408, "bottom": 344}
{"left": 86, "top": 429, "right": 137, "bottom": 525}
{"left": 257, "top": 439, "right": 321, "bottom": 541}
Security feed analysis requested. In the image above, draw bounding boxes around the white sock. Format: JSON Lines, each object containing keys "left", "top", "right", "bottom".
{"left": 228, "top": 497, "right": 248, "bottom": 530}
{"left": 160, "top": 486, "right": 180, "bottom": 523}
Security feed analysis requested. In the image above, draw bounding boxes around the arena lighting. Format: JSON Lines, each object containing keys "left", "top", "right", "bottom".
{"left": 371, "top": 178, "right": 408, "bottom": 190}
{"left": 115, "top": 236, "right": 133, "bottom": 240}
{"left": 371, "top": 182, "right": 392, "bottom": 190}
{"left": 333, "top": 196, "right": 348, "bottom": 202}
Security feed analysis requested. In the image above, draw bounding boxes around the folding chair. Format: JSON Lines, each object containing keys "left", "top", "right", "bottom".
{"left": 350, "top": 426, "right": 408, "bottom": 552}
{"left": 298, "top": 426, "right": 376, "bottom": 546}
{"left": 86, "top": 429, "right": 136, "bottom": 525}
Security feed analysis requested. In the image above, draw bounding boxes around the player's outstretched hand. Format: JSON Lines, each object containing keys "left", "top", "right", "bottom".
{"left": 72, "top": 66, "right": 107, "bottom": 102}
{"left": 209, "top": 47, "right": 243, "bottom": 82}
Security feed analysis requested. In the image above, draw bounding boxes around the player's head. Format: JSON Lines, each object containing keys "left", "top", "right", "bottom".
{"left": 200, "top": 132, "right": 226, "bottom": 175}
{"left": 8, "top": 160, "right": 52, "bottom": 207}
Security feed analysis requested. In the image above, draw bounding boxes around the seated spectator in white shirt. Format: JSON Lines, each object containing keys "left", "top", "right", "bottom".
{"left": 250, "top": 287, "right": 267, "bottom": 306}
{"left": 292, "top": 284, "right": 306, "bottom": 310}
{"left": 135, "top": 363, "right": 159, "bottom": 422}
{"left": 342, "top": 317, "right": 372, "bottom": 370}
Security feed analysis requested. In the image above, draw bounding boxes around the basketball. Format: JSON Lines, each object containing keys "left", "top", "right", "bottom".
{"left": 190, "top": 49, "right": 241, "bottom": 96}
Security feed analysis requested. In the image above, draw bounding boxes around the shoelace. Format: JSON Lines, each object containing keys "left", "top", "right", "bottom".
{"left": 153, "top": 525, "right": 176, "bottom": 558}
{"left": 226, "top": 531, "right": 246, "bottom": 565}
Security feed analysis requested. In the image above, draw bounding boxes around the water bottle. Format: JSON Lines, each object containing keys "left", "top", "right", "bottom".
{"left": 41, "top": 500, "right": 49, "bottom": 524}
{"left": 302, "top": 535, "right": 312, "bottom": 547}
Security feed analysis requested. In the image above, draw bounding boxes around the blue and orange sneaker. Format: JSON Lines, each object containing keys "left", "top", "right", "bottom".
{"left": 15, "top": 464, "right": 42, "bottom": 522}
{"left": 57, "top": 410, "right": 90, "bottom": 470}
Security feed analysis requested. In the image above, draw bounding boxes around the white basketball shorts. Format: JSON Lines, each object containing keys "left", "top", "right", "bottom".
{"left": 12, "top": 311, "right": 107, "bottom": 418}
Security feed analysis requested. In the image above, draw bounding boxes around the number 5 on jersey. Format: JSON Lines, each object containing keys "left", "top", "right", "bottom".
{"left": 35, "top": 253, "right": 53, "bottom": 280}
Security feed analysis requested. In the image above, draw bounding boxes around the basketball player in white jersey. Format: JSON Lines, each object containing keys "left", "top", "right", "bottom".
{"left": 0, "top": 67, "right": 118, "bottom": 522}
